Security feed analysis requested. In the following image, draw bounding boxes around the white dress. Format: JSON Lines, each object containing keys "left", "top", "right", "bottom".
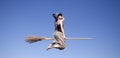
{"left": 47, "top": 22, "right": 65, "bottom": 50}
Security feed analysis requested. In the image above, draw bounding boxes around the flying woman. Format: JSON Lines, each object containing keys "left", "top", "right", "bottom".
{"left": 25, "top": 13, "right": 91, "bottom": 51}
{"left": 47, "top": 13, "right": 66, "bottom": 50}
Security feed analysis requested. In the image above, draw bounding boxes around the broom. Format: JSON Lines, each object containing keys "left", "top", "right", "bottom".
{"left": 25, "top": 36, "right": 52, "bottom": 43}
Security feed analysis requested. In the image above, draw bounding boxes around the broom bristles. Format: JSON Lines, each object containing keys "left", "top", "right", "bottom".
{"left": 25, "top": 36, "right": 45, "bottom": 43}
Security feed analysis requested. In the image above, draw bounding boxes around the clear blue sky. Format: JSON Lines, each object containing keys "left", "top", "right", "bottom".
{"left": 0, "top": 0, "right": 120, "bottom": 58}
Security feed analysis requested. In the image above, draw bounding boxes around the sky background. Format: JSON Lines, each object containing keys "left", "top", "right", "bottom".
{"left": 0, "top": 0, "right": 120, "bottom": 58}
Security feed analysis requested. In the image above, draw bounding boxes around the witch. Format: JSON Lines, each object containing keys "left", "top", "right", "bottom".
{"left": 46, "top": 13, "right": 66, "bottom": 50}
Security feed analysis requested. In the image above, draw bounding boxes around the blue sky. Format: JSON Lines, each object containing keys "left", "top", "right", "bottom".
{"left": 0, "top": 0, "right": 120, "bottom": 58}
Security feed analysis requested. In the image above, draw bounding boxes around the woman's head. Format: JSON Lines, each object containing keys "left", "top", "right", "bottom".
{"left": 53, "top": 13, "right": 64, "bottom": 22}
